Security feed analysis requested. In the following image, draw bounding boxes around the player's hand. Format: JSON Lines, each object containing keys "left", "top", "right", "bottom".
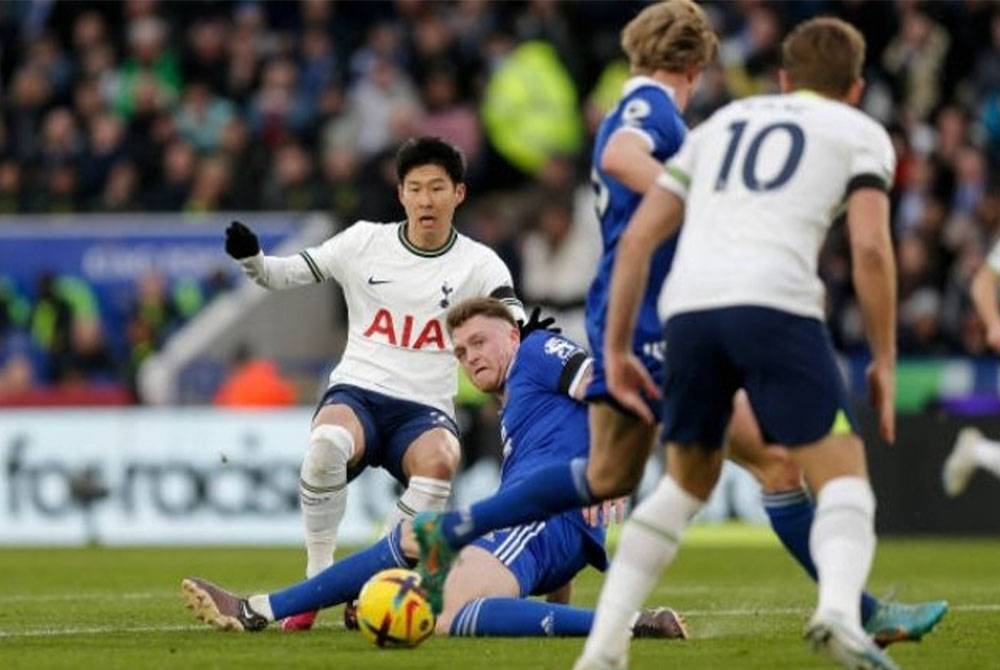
{"left": 225, "top": 220, "right": 260, "bottom": 259}
{"left": 986, "top": 323, "right": 1000, "bottom": 354}
{"left": 582, "top": 497, "right": 627, "bottom": 527}
{"left": 518, "top": 306, "right": 561, "bottom": 339}
{"left": 606, "top": 350, "right": 661, "bottom": 425}
{"left": 866, "top": 359, "right": 895, "bottom": 444}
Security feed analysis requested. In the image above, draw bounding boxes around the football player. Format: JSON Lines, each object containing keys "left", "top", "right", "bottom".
{"left": 593, "top": 16, "right": 910, "bottom": 669}
{"left": 222, "top": 136, "right": 523, "bottom": 630}
{"left": 180, "top": 298, "right": 687, "bottom": 641}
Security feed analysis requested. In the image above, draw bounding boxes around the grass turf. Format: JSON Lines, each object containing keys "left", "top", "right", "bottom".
{"left": 0, "top": 529, "right": 995, "bottom": 669}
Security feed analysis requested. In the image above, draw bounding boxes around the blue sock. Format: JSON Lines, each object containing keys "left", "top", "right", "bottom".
{"left": 763, "top": 488, "right": 877, "bottom": 624}
{"left": 441, "top": 458, "right": 594, "bottom": 547}
{"left": 449, "top": 597, "right": 595, "bottom": 637}
{"left": 268, "top": 524, "right": 410, "bottom": 620}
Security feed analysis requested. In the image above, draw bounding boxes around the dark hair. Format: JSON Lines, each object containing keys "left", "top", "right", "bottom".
{"left": 446, "top": 297, "right": 517, "bottom": 334}
{"left": 395, "top": 136, "right": 466, "bottom": 185}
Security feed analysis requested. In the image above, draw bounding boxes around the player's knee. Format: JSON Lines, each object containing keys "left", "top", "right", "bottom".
{"left": 586, "top": 459, "right": 642, "bottom": 499}
{"left": 302, "top": 424, "right": 355, "bottom": 480}
{"left": 408, "top": 438, "right": 460, "bottom": 480}
{"left": 735, "top": 444, "right": 800, "bottom": 492}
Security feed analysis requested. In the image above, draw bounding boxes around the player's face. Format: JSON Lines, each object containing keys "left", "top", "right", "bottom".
{"left": 398, "top": 164, "right": 466, "bottom": 243}
{"left": 451, "top": 315, "right": 518, "bottom": 393}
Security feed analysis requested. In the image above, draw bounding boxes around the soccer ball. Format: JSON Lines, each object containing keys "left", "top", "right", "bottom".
{"left": 356, "top": 568, "right": 435, "bottom": 648}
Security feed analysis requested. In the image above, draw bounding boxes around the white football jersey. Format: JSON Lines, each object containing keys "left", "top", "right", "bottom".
{"left": 243, "top": 221, "right": 523, "bottom": 417}
{"left": 657, "top": 91, "right": 896, "bottom": 321}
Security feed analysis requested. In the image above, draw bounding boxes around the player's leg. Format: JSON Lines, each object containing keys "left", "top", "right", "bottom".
{"left": 393, "top": 426, "right": 460, "bottom": 524}
{"left": 414, "top": 402, "right": 654, "bottom": 575}
{"left": 284, "top": 388, "right": 371, "bottom": 631}
{"left": 440, "top": 521, "right": 686, "bottom": 639}
{"left": 577, "top": 444, "right": 719, "bottom": 669}
{"left": 578, "top": 310, "right": 733, "bottom": 670}
{"left": 728, "top": 392, "right": 947, "bottom": 646}
{"left": 943, "top": 426, "right": 1000, "bottom": 496}
{"left": 791, "top": 433, "right": 895, "bottom": 666}
{"left": 735, "top": 307, "right": 896, "bottom": 668}
{"left": 181, "top": 522, "right": 412, "bottom": 631}
{"left": 302, "top": 404, "right": 366, "bottom": 577}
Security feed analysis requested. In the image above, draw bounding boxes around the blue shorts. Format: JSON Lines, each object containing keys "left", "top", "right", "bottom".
{"left": 662, "top": 306, "right": 856, "bottom": 448}
{"left": 315, "top": 384, "right": 459, "bottom": 485}
{"left": 470, "top": 513, "right": 607, "bottom": 597}
{"left": 586, "top": 341, "right": 666, "bottom": 422}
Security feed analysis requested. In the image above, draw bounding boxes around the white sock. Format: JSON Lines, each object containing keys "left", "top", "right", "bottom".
{"left": 300, "top": 425, "right": 355, "bottom": 578}
{"left": 973, "top": 440, "right": 1000, "bottom": 478}
{"left": 248, "top": 594, "right": 275, "bottom": 621}
{"left": 581, "top": 476, "right": 703, "bottom": 665}
{"left": 382, "top": 476, "right": 452, "bottom": 532}
{"left": 810, "top": 476, "right": 876, "bottom": 628}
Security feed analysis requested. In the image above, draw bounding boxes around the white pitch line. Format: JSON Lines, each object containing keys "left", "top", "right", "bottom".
{"left": 0, "top": 591, "right": 169, "bottom": 603}
{"left": 0, "top": 604, "right": 996, "bottom": 639}
{"left": 0, "top": 624, "right": 204, "bottom": 638}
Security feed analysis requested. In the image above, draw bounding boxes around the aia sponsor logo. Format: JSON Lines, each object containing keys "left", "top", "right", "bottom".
{"left": 363, "top": 308, "right": 446, "bottom": 350}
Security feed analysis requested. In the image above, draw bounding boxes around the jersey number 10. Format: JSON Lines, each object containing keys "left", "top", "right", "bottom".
{"left": 715, "top": 120, "right": 805, "bottom": 192}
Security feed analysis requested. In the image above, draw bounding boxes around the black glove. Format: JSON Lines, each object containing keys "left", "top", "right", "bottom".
{"left": 518, "top": 306, "right": 561, "bottom": 339}
{"left": 224, "top": 220, "right": 260, "bottom": 259}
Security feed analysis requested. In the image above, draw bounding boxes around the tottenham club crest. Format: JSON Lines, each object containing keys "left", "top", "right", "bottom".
{"left": 439, "top": 282, "right": 454, "bottom": 308}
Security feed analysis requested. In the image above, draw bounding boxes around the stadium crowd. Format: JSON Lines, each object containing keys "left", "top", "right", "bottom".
{"left": 1, "top": 0, "right": 1000, "bottom": 401}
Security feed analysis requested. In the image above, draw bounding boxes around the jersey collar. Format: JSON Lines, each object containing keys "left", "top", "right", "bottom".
{"left": 621, "top": 75, "right": 676, "bottom": 103}
{"left": 397, "top": 222, "right": 458, "bottom": 258}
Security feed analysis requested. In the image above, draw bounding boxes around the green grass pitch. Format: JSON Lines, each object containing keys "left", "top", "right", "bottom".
{"left": 1, "top": 527, "right": 996, "bottom": 669}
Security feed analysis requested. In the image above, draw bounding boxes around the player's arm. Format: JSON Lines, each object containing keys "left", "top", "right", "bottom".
{"left": 970, "top": 252, "right": 1000, "bottom": 352}
{"left": 225, "top": 220, "right": 336, "bottom": 290}
{"left": 601, "top": 130, "right": 664, "bottom": 194}
{"left": 846, "top": 187, "right": 897, "bottom": 443}
{"left": 604, "top": 183, "right": 684, "bottom": 422}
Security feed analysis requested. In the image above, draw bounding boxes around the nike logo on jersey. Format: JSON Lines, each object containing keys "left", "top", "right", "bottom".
{"left": 368, "top": 276, "right": 392, "bottom": 285}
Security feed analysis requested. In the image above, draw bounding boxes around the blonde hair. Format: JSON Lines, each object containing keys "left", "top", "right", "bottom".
{"left": 782, "top": 17, "right": 865, "bottom": 98}
{"left": 445, "top": 297, "right": 517, "bottom": 335}
{"left": 621, "top": 0, "right": 718, "bottom": 75}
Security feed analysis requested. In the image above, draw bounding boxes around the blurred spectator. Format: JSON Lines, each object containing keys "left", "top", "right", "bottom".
{"left": 185, "top": 155, "right": 232, "bottom": 213}
{"left": 61, "top": 318, "right": 116, "bottom": 384}
{"left": 418, "top": 66, "right": 482, "bottom": 168}
{"left": 174, "top": 80, "right": 235, "bottom": 154}
{"left": 217, "top": 116, "right": 268, "bottom": 210}
{"left": 318, "top": 145, "right": 361, "bottom": 223}
{"left": 213, "top": 343, "right": 297, "bottom": 407}
{"left": 519, "top": 190, "right": 601, "bottom": 343}
{"left": 719, "top": 4, "right": 783, "bottom": 98}
{"left": 261, "top": 142, "right": 319, "bottom": 211}
{"left": 98, "top": 161, "right": 142, "bottom": 212}
{"left": 29, "top": 273, "right": 73, "bottom": 382}
{"left": 247, "top": 58, "right": 312, "bottom": 149}
{"left": 145, "top": 140, "right": 195, "bottom": 210}
{"left": 346, "top": 56, "right": 421, "bottom": 158}
{"left": 80, "top": 113, "right": 126, "bottom": 200}
{"left": 125, "top": 271, "right": 182, "bottom": 388}
{"left": 883, "top": 7, "right": 950, "bottom": 121}
{"left": 0, "top": 160, "right": 24, "bottom": 213}
{"left": 182, "top": 18, "right": 230, "bottom": 95}
{"left": 113, "top": 16, "right": 182, "bottom": 118}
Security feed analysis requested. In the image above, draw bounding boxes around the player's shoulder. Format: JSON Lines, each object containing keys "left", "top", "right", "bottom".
{"left": 333, "top": 219, "right": 399, "bottom": 243}
{"left": 520, "top": 330, "right": 587, "bottom": 362}
{"left": 455, "top": 230, "right": 507, "bottom": 263}
{"left": 619, "top": 76, "right": 678, "bottom": 108}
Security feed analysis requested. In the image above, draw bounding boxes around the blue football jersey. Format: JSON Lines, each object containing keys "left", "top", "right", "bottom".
{"left": 586, "top": 77, "right": 687, "bottom": 387}
{"left": 498, "top": 331, "right": 605, "bottom": 565}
